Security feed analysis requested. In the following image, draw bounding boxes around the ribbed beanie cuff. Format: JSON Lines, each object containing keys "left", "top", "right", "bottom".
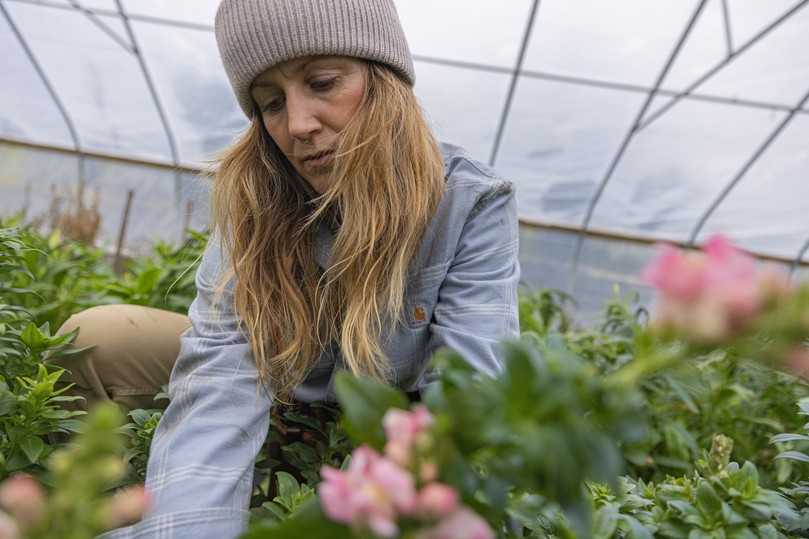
{"left": 215, "top": 0, "right": 416, "bottom": 118}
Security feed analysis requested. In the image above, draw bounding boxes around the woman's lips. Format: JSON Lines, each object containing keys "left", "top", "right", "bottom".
{"left": 302, "top": 149, "right": 335, "bottom": 168}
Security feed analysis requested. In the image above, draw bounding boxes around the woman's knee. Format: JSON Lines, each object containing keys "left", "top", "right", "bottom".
{"left": 51, "top": 304, "right": 190, "bottom": 391}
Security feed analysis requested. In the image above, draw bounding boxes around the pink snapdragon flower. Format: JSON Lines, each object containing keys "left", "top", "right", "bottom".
{"left": 0, "top": 474, "right": 45, "bottom": 529}
{"left": 416, "top": 483, "right": 459, "bottom": 519}
{"left": 785, "top": 347, "right": 809, "bottom": 380}
{"left": 383, "top": 405, "right": 434, "bottom": 467}
{"left": 642, "top": 234, "right": 790, "bottom": 342}
{"left": 415, "top": 508, "right": 495, "bottom": 539}
{"left": 319, "top": 445, "right": 417, "bottom": 538}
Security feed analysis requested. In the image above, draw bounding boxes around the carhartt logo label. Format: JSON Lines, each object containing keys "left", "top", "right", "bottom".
{"left": 413, "top": 307, "right": 426, "bottom": 322}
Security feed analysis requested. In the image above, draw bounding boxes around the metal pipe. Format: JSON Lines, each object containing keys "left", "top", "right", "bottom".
{"left": 578, "top": 0, "right": 709, "bottom": 237}
{"left": 113, "top": 0, "right": 183, "bottom": 203}
{"left": 687, "top": 85, "right": 809, "bottom": 246}
{"left": 566, "top": 0, "right": 708, "bottom": 292}
{"left": 0, "top": 0, "right": 86, "bottom": 191}
{"left": 0, "top": 136, "right": 205, "bottom": 174}
{"left": 720, "top": 0, "right": 733, "bottom": 57}
{"left": 68, "top": 0, "right": 133, "bottom": 53}
{"left": 520, "top": 216, "right": 809, "bottom": 268}
{"left": 488, "top": 0, "right": 541, "bottom": 166}
{"left": 637, "top": 0, "right": 809, "bottom": 131}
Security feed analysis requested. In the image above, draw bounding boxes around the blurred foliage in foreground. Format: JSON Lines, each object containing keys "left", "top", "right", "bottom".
{"left": 3, "top": 218, "right": 809, "bottom": 537}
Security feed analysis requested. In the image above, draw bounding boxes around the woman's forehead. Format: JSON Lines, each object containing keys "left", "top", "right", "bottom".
{"left": 253, "top": 55, "right": 348, "bottom": 87}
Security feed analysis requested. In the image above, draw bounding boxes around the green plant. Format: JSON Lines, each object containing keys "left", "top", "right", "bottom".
{"left": 592, "top": 435, "right": 799, "bottom": 538}
{"left": 104, "top": 230, "right": 207, "bottom": 313}
{"left": 0, "top": 403, "right": 148, "bottom": 539}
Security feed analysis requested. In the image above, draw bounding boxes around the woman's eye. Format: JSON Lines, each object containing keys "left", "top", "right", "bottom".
{"left": 263, "top": 98, "right": 284, "bottom": 113}
{"left": 310, "top": 78, "right": 337, "bottom": 92}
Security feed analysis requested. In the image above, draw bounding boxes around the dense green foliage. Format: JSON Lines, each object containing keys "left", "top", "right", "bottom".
{"left": 3, "top": 219, "right": 809, "bottom": 537}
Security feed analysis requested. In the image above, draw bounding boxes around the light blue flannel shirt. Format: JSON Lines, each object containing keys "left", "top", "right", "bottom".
{"left": 99, "top": 142, "right": 520, "bottom": 539}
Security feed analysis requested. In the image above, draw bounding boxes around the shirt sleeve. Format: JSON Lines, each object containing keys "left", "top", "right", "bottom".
{"left": 423, "top": 181, "right": 521, "bottom": 380}
{"left": 98, "top": 237, "right": 272, "bottom": 539}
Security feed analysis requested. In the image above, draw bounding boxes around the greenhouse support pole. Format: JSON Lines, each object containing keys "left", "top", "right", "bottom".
{"left": 113, "top": 0, "right": 183, "bottom": 206}
{"left": 0, "top": 0, "right": 87, "bottom": 195}
{"left": 636, "top": 0, "right": 809, "bottom": 131}
{"left": 569, "top": 0, "right": 708, "bottom": 293}
{"left": 488, "top": 0, "right": 540, "bottom": 167}
{"left": 688, "top": 85, "right": 809, "bottom": 247}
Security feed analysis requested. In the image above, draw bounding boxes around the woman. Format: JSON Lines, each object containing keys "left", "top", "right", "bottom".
{"left": 58, "top": 1, "right": 520, "bottom": 538}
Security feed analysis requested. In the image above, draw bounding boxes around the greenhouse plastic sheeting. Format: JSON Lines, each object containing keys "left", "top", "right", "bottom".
{"left": 0, "top": 141, "right": 211, "bottom": 254}
{"left": 2, "top": 0, "right": 809, "bottom": 317}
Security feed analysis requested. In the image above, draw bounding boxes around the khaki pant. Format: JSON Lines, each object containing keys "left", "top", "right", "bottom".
{"left": 54, "top": 304, "right": 191, "bottom": 413}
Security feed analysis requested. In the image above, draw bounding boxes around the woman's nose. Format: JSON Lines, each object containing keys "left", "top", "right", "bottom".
{"left": 285, "top": 93, "right": 321, "bottom": 141}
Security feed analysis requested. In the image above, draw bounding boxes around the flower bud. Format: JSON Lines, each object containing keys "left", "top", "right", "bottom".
{"left": 48, "top": 452, "right": 71, "bottom": 476}
{"left": 384, "top": 440, "right": 411, "bottom": 468}
{"left": 786, "top": 347, "right": 809, "bottom": 380}
{"left": 416, "top": 508, "right": 494, "bottom": 539}
{"left": 0, "top": 474, "right": 45, "bottom": 529}
{"left": 419, "top": 460, "right": 438, "bottom": 483}
{"left": 98, "top": 457, "right": 127, "bottom": 482}
{"left": 416, "top": 483, "right": 458, "bottom": 519}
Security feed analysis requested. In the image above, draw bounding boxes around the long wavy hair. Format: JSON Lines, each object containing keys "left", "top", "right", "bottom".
{"left": 208, "top": 62, "right": 445, "bottom": 401}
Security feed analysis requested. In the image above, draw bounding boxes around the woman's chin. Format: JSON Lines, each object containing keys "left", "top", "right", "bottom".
{"left": 305, "top": 172, "right": 334, "bottom": 196}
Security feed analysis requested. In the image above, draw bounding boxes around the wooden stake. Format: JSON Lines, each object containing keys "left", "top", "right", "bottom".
{"left": 20, "top": 181, "right": 31, "bottom": 221}
{"left": 114, "top": 190, "right": 134, "bottom": 274}
{"left": 180, "top": 198, "right": 193, "bottom": 244}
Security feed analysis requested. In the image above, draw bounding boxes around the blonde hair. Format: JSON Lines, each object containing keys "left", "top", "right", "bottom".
{"left": 209, "top": 63, "right": 445, "bottom": 401}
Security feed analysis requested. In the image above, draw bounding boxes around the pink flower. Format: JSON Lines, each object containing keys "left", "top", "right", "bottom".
{"left": 416, "top": 483, "right": 459, "bottom": 519}
{"left": 642, "top": 243, "right": 709, "bottom": 302}
{"left": 106, "top": 485, "right": 150, "bottom": 527}
{"left": 383, "top": 405, "right": 434, "bottom": 466}
{"left": 785, "top": 347, "right": 809, "bottom": 380}
{"left": 419, "top": 460, "right": 439, "bottom": 483}
{"left": 416, "top": 508, "right": 494, "bottom": 539}
{"left": 0, "top": 512, "right": 20, "bottom": 539}
{"left": 0, "top": 474, "right": 45, "bottom": 529}
{"left": 319, "top": 445, "right": 417, "bottom": 538}
{"left": 642, "top": 234, "right": 790, "bottom": 342}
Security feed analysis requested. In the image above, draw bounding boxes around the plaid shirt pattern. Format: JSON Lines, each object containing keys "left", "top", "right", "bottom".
{"left": 98, "top": 143, "right": 520, "bottom": 539}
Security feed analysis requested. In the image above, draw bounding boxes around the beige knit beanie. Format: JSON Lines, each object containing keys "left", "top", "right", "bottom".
{"left": 214, "top": 0, "right": 416, "bottom": 118}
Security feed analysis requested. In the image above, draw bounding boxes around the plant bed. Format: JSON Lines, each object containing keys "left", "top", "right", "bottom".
{"left": 3, "top": 220, "right": 809, "bottom": 538}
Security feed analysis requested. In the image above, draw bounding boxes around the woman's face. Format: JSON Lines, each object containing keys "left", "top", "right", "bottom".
{"left": 251, "top": 56, "right": 367, "bottom": 194}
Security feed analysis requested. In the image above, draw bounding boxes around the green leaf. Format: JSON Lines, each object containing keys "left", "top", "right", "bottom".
{"left": 20, "top": 435, "right": 45, "bottom": 464}
{"left": 775, "top": 450, "right": 809, "bottom": 463}
{"left": 275, "top": 471, "right": 300, "bottom": 500}
{"left": 756, "top": 523, "right": 779, "bottom": 539}
{"left": 57, "top": 419, "right": 87, "bottom": 433}
{"left": 260, "top": 501, "right": 289, "bottom": 521}
{"left": 0, "top": 384, "right": 16, "bottom": 415}
{"left": 593, "top": 505, "right": 619, "bottom": 538}
{"left": 129, "top": 409, "right": 152, "bottom": 426}
{"left": 333, "top": 371, "right": 408, "bottom": 449}
{"left": 695, "top": 482, "right": 723, "bottom": 521}
{"left": 19, "top": 321, "right": 45, "bottom": 351}
{"left": 727, "top": 529, "right": 756, "bottom": 539}
{"left": 770, "top": 433, "right": 809, "bottom": 444}
{"left": 738, "top": 461, "right": 759, "bottom": 497}
{"left": 620, "top": 515, "right": 653, "bottom": 539}
{"left": 240, "top": 498, "right": 352, "bottom": 539}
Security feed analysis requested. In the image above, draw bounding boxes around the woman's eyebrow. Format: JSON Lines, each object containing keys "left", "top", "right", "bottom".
{"left": 253, "top": 59, "right": 343, "bottom": 88}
